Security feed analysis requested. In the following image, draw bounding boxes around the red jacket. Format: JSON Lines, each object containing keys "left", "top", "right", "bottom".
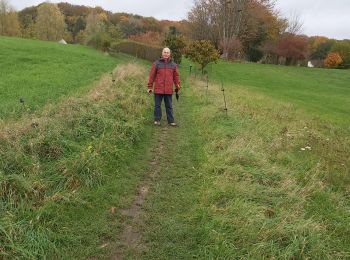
{"left": 148, "top": 58, "right": 180, "bottom": 94}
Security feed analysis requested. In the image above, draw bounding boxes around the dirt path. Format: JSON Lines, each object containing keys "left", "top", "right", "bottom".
{"left": 114, "top": 125, "right": 169, "bottom": 259}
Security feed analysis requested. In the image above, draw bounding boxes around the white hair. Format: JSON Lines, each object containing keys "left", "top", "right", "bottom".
{"left": 162, "top": 47, "right": 171, "bottom": 53}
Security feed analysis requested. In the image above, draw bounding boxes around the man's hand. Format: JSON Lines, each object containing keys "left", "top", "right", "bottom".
{"left": 148, "top": 89, "right": 153, "bottom": 94}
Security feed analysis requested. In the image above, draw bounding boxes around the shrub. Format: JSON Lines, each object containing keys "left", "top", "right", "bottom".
{"left": 331, "top": 40, "right": 350, "bottom": 69}
{"left": 324, "top": 52, "right": 343, "bottom": 69}
{"left": 86, "top": 31, "right": 111, "bottom": 51}
{"left": 185, "top": 40, "right": 220, "bottom": 74}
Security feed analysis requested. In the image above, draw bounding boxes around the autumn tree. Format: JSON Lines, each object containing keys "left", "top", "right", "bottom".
{"left": 84, "top": 11, "right": 106, "bottom": 37}
{"left": 17, "top": 6, "right": 37, "bottom": 38}
{"left": 107, "top": 24, "right": 124, "bottom": 41}
{"left": 142, "top": 17, "right": 162, "bottom": 32}
{"left": 57, "top": 2, "right": 90, "bottom": 17}
{"left": 84, "top": 11, "right": 105, "bottom": 47}
{"left": 84, "top": 11, "right": 123, "bottom": 50}
{"left": 307, "top": 37, "right": 335, "bottom": 67}
{"left": 119, "top": 16, "right": 145, "bottom": 37}
{"left": 0, "top": 0, "right": 20, "bottom": 36}
{"left": 324, "top": 52, "right": 342, "bottom": 69}
{"left": 331, "top": 40, "right": 350, "bottom": 69}
{"left": 240, "top": 0, "right": 287, "bottom": 62}
{"left": 185, "top": 40, "right": 220, "bottom": 74}
{"left": 188, "top": 0, "right": 285, "bottom": 61}
{"left": 309, "top": 37, "right": 332, "bottom": 59}
{"left": 309, "top": 36, "right": 328, "bottom": 53}
{"left": 35, "top": 3, "right": 65, "bottom": 41}
{"left": 56, "top": 2, "right": 90, "bottom": 42}
{"left": 276, "top": 34, "right": 309, "bottom": 65}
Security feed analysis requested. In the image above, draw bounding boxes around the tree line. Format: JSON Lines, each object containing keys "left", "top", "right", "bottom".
{"left": 0, "top": 0, "right": 349, "bottom": 69}
{"left": 187, "top": 0, "right": 350, "bottom": 69}
{"left": 0, "top": 1, "right": 183, "bottom": 50}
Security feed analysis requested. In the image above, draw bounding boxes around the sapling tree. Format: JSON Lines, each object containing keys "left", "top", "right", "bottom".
{"left": 185, "top": 40, "right": 220, "bottom": 74}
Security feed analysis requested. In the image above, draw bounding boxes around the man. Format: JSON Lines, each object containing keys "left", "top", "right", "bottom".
{"left": 147, "top": 47, "right": 180, "bottom": 126}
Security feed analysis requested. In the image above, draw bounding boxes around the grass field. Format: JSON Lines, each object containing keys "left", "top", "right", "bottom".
{"left": 0, "top": 60, "right": 155, "bottom": 258}
{"left": 1, "top": 38, "right": 349, "bottom": 258}
{"left": 185, "top": 60, "right": 350, "bottom": 124}
{"left": 0, "top": 36, "right": 130, "bottom": 119}
{"left": 0, "top": 38, "right": 153, "bottom": 258}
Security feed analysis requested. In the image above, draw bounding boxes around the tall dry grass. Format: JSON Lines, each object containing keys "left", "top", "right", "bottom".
{"left": 0, "top": 62, "right": 151, "bottom": 258}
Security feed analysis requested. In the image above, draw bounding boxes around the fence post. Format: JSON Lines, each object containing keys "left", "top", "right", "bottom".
{"left": 221, "top": 81, "right": 228, "bottom": 117}
{"left": 110, "top": 71, "right": 116, "bottom": 85}
{"left": 19, "top": 97, "right": 25, "bottom": 110}
{"left": 206, "top": 74, "right": 209, "bottom": 96}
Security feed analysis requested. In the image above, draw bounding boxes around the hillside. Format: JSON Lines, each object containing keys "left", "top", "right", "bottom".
{"left": 190, "top": 60, "right": 350, "bottom": 124}
{"left": 0, "top": 36, "right": 129, "bottom": 119}
{"left": 1, "top": 38, "right": 349, "bottom": 258}
{"left": 134, "top": 62, "right": 350, "bottom": 259}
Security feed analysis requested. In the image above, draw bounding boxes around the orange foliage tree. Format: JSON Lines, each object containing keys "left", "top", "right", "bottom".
{"left": 324, "top": 52, "right": 342, "bottom": 68}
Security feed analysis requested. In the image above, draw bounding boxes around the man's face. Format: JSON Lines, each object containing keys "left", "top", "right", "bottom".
{"left": 162, "top": 49, "right": 170, "bottom": 59}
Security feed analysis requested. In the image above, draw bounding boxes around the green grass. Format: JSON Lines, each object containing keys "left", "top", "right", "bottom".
{"left": 0, "top": 39, "right": 156, "bottom": 258}
{"left": 129, "top": 61, "right": 350, "bottom": 259}
{"left": 183, "top": 59, "right": 350, "bottom": 124}
{"left": 1, "top": 40, "right": 349, "bottom": 258}
{"left": 0, "top": 36, "right": 130, "bottom": 119}
{"left": 136, "top": 87, "right": 208, "bottom": 259}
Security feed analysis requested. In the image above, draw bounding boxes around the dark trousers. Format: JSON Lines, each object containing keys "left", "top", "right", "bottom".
{"left": 154, "top": 94, "right": 174, "bottom": 123}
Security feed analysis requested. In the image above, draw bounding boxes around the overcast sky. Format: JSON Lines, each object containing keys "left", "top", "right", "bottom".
{"left": 10, "top": 0, "right": 350, "bottom": 40}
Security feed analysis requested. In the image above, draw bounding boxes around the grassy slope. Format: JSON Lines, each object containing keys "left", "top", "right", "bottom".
{"left": 0, "top": 36, "right": 130, "bottom": 119}
{"left": 0, "top": 39, "right": 155, "bottom": 258}
{"left": 184, "top": 59, "right": 350, "bottom": 124}
{"left": 132, "top": 62, "right": 350, "bottom": 259}
{"left": 1, "top": 39, "right": 349, "bottom": 258}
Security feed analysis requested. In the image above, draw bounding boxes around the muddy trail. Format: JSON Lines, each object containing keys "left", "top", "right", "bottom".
{"left": 113, "top": 124, "right": 171, "bottom": 259}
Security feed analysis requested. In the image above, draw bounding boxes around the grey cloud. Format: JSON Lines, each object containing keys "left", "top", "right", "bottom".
{"left": 276, "top": 0, "right": 350, "bottom": 39}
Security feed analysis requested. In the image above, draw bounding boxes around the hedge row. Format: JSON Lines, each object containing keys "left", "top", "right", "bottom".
{"left": 111, "top": 41, "right": 162, "bottom": 62}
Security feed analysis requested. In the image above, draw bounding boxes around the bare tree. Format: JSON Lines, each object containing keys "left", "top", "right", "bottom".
{"left": 187, "top": 0, "right": 218, "bottom": 44}
{"left": 188, "top": 0, "right": 247, "bottom": 58}
{"left": 286, "top": 11, "right": 303, "bottom": 35}
{"left": 215, "top": 0, "right": 247, "bottom": 58}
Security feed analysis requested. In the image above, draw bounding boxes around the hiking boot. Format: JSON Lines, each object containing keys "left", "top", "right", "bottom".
{"left": 154, "top": 121, "right": 161, "bottom": 126}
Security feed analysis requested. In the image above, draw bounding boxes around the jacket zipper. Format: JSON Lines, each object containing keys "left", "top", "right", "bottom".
{"left": 164, "top": 61, "right": 167, "bottom": 94}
